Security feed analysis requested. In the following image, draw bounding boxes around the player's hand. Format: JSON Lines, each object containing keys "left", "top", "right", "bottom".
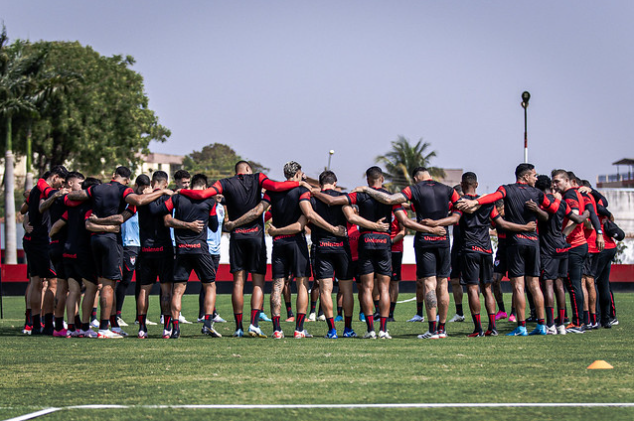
{"left": 57, "top": 188, "right": 70, "bottom": 196}
{"left": 578, "top": 186, "right": 591, "bottom": 194}
{"left": 552, "top": 191, "right": 562, "bottom": 201}
{"left": 267, "top": 225, "right": 278, "bottom": 236}
{"left": 524, "top": 221, "right": 537, "bottom": 232}
{"left": 352, "top": 186, "right": 367, "bottom": 194}
{"left": 431, "top": 226, "right": 446, "bottom": 236}
{"left": 88, "top": 213, "right": 98, "bottom": 221}
{"left": 23, "top": 189, "right": 31, "bottom": 199}
{"left": 224, "top": 220, "right": 235, "bottom": 231}
{"left": 332, "top": 225, "right": 347, "bottom": 237}
{"left": 421, "top": 218, "right": 438, "bottom": 227}
{"left": 143, "top": 186, "right": 152, "bottom": 194}
{"left": 162, "top": 189, "right": 175, "bottom": 196}
{"left": 299, "top": 181, "right": 312, "bottom": 191}
{"left": 596, "top": 234, "right": 605, "bottom": 252}
{"left": 525, "top": 199, "right": 538, "bottom": 212}
{"left": 374, "top": 217, "right": 389, "bottom": 232}
{"left": 188, "top": 220, "right": 204, "bottom": 234}
{"left": 24, "top": 223, "right": 34, "bottom": 234}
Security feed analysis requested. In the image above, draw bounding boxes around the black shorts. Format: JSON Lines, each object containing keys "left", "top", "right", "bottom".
{"left": 137, "top": 253, "right": 175, "bottom": 285}
{"left": 24, "top": 241, "right": 55, "bottom": 279}
{"left": 64, "top": 253, "right": 97, "bottom": 285}
{"left": 49, "top": 241, "right": 66, "bottom": 280}
{"left": 391, "top": 251, "right": 403, "bottom": 282}
{"left": 91, "top": 235, "right": 123, "bottom": 281}
{"left": 541, "top": 253, "right": 568, "bottom": 280}
{"left": 461, "top": 252, "right": 493, "bottom": 285}
{"left": 271, "top": 236, "right": 312, "bottom": 279}
{"left": 351, "top": 260, "right": 360, "bottom": 283}
{"left": 583, "top": 252, "right": 600, "bottom": 278}
{"left": 507, "top": 243, "right": 540, "bottom": 278}
{"left": 122, "top": 246, "right": 140, "bottom": 274}
{"left": 314, "top": 250, "right": 353, "bottom": 280}
{"left": 173, "top": 253, "right": 217, "bottom": 283}
{"left": 415, "top": 247, "right": 451, "bottom": 279}
{"left": 493, "top": 245, "right": 507, "bottom": 275}
{"left": 229, "top": 233, "right": 266, "bottom": 274}
{"left": 449, "top": 248, "right": 462, "bottom": 280}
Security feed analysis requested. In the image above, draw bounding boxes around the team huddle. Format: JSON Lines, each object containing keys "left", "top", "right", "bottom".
{"left": 19, "top": 160, "right": 623, "bottom": 340}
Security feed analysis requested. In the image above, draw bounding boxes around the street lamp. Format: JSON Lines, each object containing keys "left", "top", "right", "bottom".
{"left": 327, "top": 150, "right": 335, "bottom": 170}
{"left": 521, "top": 91, "right": 530, "bottom": 163}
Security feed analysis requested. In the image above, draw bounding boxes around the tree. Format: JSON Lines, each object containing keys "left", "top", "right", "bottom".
{"left": 0, "top": 27, "right": 48, "bottom": 264}
{"left": 375, "top": 136, "right": 445, "bottom": 191}
{"left": 3, "top": 40, "right": 171, "bottom": 175}
{"left": 182, "top": 143, "right": 269, "bottom": 182}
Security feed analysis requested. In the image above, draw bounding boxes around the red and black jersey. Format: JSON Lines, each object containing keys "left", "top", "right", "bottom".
{"left": 49, "top": 194, "right": 68, "bottom": 246}
{"left": 346, "top": 188, "right": 394, "bottom": 235}
{"left": 309, "top": 189, "right": 348, "bottom": 245}
{"left": 400, "top": 180, "right": 460, "bottom": 249}
{"left": 347, "top": 222, "right": 360, "bottom": 261}
{"left": 562, "top": 187, "right": 587, "bottom": 249}
{"left": 458, "top": 194, "right": 498, "bottom": 255}
{"left": 162, "top": 194, "right": 218, "bottom": 255}
{"left": 178, "top": 173, "right": 299, "bottom": 236}
{"left": 581, "top": 191, "right": 602, "bottom": 254}
{"left": 263, "top": 186, "right": 310, "bottom": 240}
{"left": 390, "top": 211, "right": 404, "bottom": 253}
{"left": 25, "top": 178, "right": 57, "bottom": 244}
{"left": 62, "top": 202, "right": 93, "bottom": 257}
{"left": 477, "top": 182, "right": 558, "bottom": 246}
{"left": 538, "top": 193, "right": 574, "bottom": 257}
{"left": 86, "top": 180, "right": 134, "bottom": 240}
{"left": 137, "top": 193, "right": 173, "bottom": 257}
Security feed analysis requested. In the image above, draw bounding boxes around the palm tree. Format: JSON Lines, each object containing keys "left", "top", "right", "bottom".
{"left": 0, "top": 27, "right": 47, "bottom": 263}
{"left": 375, "top": 136, "right": 445, "bottom": 191}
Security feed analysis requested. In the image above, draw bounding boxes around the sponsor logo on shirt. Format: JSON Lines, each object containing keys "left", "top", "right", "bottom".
{"left": 178, "top": 243, "right": 202, "bottom": 249}
{"left": 142, "top": 246, "right": 165, "bottom": 253}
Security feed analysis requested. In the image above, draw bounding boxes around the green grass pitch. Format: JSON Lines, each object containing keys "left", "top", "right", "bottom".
{"left": 0, "top": 292, "right": 632, "bottom": 421}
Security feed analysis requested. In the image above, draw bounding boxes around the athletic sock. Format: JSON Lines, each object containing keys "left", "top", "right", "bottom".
{"left": 25, "top": 309, "right": 32, "bottom": 327}
{"left": 273, "top": 316, "right": 281, "bottom": 331}
{"left": 204, "top": 314, "right": 212, "bottom": 329}
{"left": 44, "top": 313, "right": 53, "bottom": 330}
{"left": 116, "top": 310, "right": 122, "bottom": 318}
{"left": 74, "top": 314, "right": 82, "bottom": 327}
{"left": 519, "top": 320, "right": 526, "bottom": 328}
{"left": 537, "top": 318, "right": 545, "bottom": 326}
{"left": 68, "top": 324, "right": 75, "bottom": 332}
{"left": 99, "top": 320, "right": 109, "bottom": 330}
{"left": 91, "top": 307, "right": 98, "bottom": 321}
{"left": 389, "top": 302, "right": 396, "bottom": 318}
{"left": 365, "top": 314, "right": 374, "bottom": 332}
{"left": 250, "top": 309, "right": 260, "bottom": 328}
{"left": 317, "top": 307, "right": 324, "bottom": 318}
{"left": 81, "top": 322, "right": 89, "bottom": 331}
{"left": 416, "top": 301, "right": 424, "bottom": 317}
{"left": 511, "top": 307, "right": 516, "bottom": 317}
{"left": 379, "top": 317, "right": 387, "bottom": 332}
{"left": 110, "top": 314, "right": 120, "bottom": 328}
{"left": 583, "top": 310, "right": 589, "bottom": 325}
{"left": 326, "top": 317, "right": 335, "bottom": 330}
{"left": 138, "top": 314, "right": 147, "bottom": 331}
{"left": 337, "top": 306, "right": 343, "bottom": 317}
{"left": 172, "top": 320, "right": 179, "bottom": 334}
{"left": 472, "top": 313, "right": 482, "bottom": 333}
{"left": 33, "top": 314, "right": 41, "bottom": 331}
{"left": 591, "top": 313, "right": 597, "bottom": 325}
{"left": 164, "top": 315, "right": 172, "bottom": 330}
{"left": 310, "top": 301, "right": 317, "bottom": 314}
{"left": 546, "top": 307, "right": 554, "bottom": 327}
{"left": 234, "top": 313, "right": 243, "bottom": 331}
{"left": 345, "top": 316, "right": 352, "bottom": 329}
{"left": 428, "top": 321, "right": 437, "bottom": 334}
{"left": 438, "top": 322, "right": 446, "bottom": 333}
{"left": 456, "top": 304, "right": 464, "bottom": 317}
{"left": 54, "top": 317, "right": 64, "bottom": 331}
{"left": 497, "top": 300, "right": 506, "bottom": 313}
{"left": 558, "top": 308, "right": 566, "bottom": 325}
{"left": 487, "top": 313, "right": 496, "bottom": 331}
{"left": 285, "top": 302, "right": 293, "bottom": 318}
{"left": 373, "top": 300, "right": 380, "bottom": 314}
{"left": 296, "top": 313, "right": 306, "bottom": 331}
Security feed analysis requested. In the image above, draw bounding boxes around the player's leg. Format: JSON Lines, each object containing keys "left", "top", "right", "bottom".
{"left": 170, "top": 282, "right": 187, "bottom": 338}
{"left": 294, "top": 276, "right": 311, "bottom": 337}
{"left": 271, "top": 277, "right": 285, "bottom": 337}
{"left": 283, "top": 277, "right": 294, "bottom": 321}
{"left": 53, "top": 278, "right": 68, "bottom": 336}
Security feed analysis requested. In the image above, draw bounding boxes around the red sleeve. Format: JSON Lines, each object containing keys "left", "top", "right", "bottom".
{"left": 125, "top": 205, "right": 137, "bottom": 215}
{"left": 477, "top": 187, "right": 505, "bottom": 205}
{"left": 86, "top": 186, "right": 94, "bottom": 198}
{"left": 401, "top": 186, "right": 413, "bottom": 200}
{"left": 262, "top": 193, "right": 271, "bottom": 203}
{"left": 261, "top": 178, "right": 300, "bottom": 192}
{"left": 179, "top": 186, "right": 219, "bottom": 200}
{"left": 122, "top": 187, "right": 134, "bottom": 199}
{"left": 264, "top": 211, "right": 272, "bottom": 222}
{"left": 490, "top": 206, "right": 500, "bottom": 220}
{"left": 63, "top": 196, "right": 82, "bottom": 208}
{"left": 61, "top": 211, "right": 69, "bottom": 222}
{"left": 209, "top": 202, "right": 217, "bottom": 217}
{"left": 164, "top": 197, "right": 174, "bottom": 213}
{"left": 539, "top": 194, "right": 559, "bottom": 214}
{"left": 392, "top": 204, "right": 402, "bottom": 212}
{"left": 564, "top": 194, "right": 579, "bottom": 211}
{"left": 450, "top": 189, "right": 461, "bottom": 204}
{"left": 410, "top": 203, "right": 416, "bottom": 213}
{"left": 564, "top": 202, "right": 573, "bottom": 217}
{"left": 37, "top": 178, "right": 49, "bottom": 193}
{"left": 85, "top": 209, "right": 93, "bottom": 220}
{"left": 299, "top": 191, "right": 311, "bottom": 201}
{"left": 346, "top": 192, "right": 357, "bottom": 205}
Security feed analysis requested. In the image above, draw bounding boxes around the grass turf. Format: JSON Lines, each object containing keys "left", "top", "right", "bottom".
{"left": 0, "top": 292, "right": 632, "bottom": 421}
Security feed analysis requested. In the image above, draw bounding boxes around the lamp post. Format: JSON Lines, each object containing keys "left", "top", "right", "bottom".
{"left": 521, "top": 91, "right": 530, "bottom": 163}
{"left": 327, "top": 150, "right": 334, "bottom": 170}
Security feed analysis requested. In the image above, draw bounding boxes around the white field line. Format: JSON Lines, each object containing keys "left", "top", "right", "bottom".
{"left": 6, "top": 403, "right": 634, "bottom": 420}
{"left": 396, "top": 297, "right": 417, "bottom": 304}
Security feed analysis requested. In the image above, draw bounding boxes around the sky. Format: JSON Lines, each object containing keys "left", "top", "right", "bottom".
{"left": 3, "top": 1, "right": 633, "bottom": 192}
